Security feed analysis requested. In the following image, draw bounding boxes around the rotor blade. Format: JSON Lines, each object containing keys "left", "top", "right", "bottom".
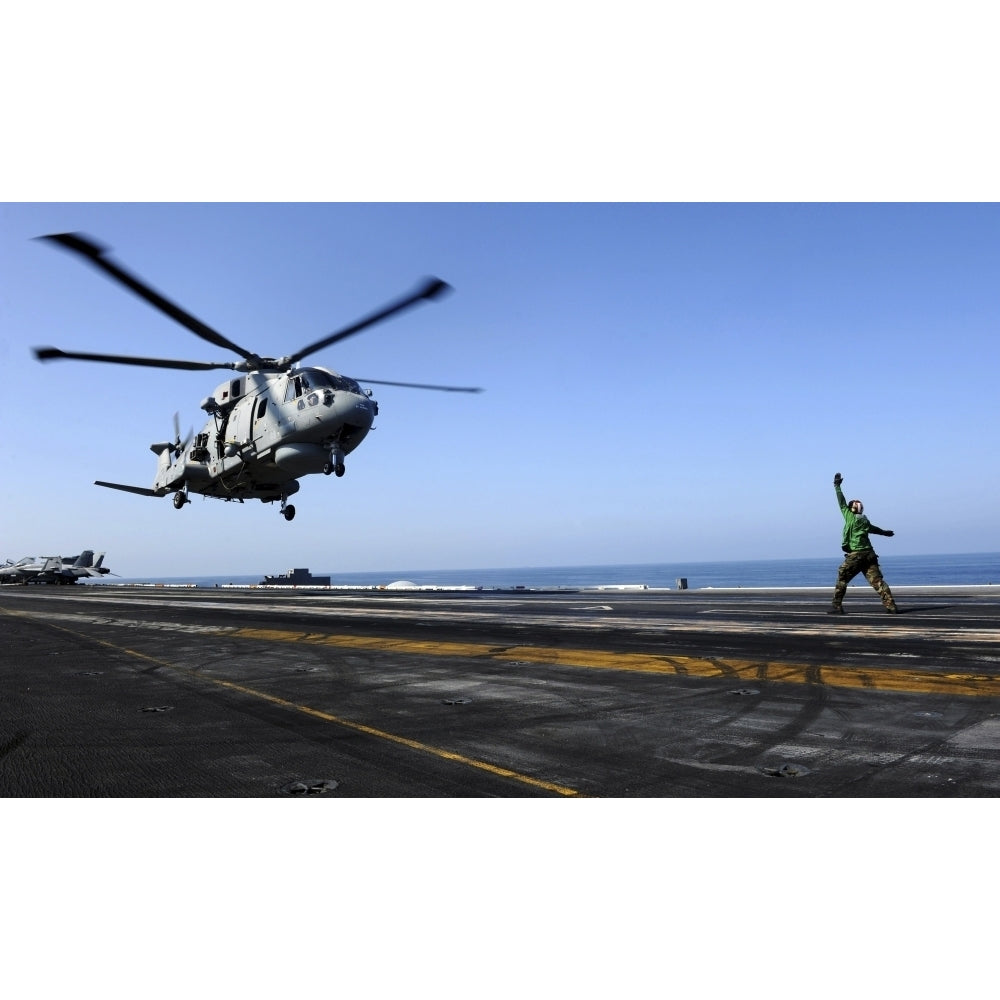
{"left": 286, "top": 277, "right": 453, "bottom": 365}
{"left": 34, "top": 347, "right": 237, "bottom": 372}
{"left": 354, "top": 377, "right": 483, "bottom": 393}
{"left": 38, "top": 233, "right": 262, "bottom": 364}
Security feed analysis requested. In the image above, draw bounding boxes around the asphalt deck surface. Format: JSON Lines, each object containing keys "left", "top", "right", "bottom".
{"left": 2, "top": 583, "right": 1000, "bottom": 796}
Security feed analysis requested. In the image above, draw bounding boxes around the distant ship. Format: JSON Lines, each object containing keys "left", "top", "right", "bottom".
{"left": 259, "top": 567, "right": 331, "bottom": 586}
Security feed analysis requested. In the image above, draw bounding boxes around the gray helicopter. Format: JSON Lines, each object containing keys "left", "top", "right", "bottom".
{"left": 33, "top": 233, "right": 480, "bottom": 521}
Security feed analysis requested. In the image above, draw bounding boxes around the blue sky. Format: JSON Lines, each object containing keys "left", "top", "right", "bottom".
{"left": 1, "top": 202, "right": 997, "bottom": 577}
{"left": 2, "top": 6, "right": 996, "bottom": 967}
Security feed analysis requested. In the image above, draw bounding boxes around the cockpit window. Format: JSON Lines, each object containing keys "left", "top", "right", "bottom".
{"left": 308, "top": 370, "right": 362, "bottom": 393}
{"left": 284, "top": 370, "right": 362, "bottom": 400}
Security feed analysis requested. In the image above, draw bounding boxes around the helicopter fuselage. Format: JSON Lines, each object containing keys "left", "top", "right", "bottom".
{"left": 151, "top": 366, "right": 377, "bottom": 506}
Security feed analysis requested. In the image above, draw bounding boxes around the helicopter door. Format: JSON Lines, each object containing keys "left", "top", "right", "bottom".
{"left": 252, "top": 395, "right": 273, "bottom": 450}
{"left": 227, "top": 397, "right": 253, "bottom": 457}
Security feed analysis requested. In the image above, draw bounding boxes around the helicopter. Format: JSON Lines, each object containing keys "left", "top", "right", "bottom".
{"left": 32, "top": 233, "right": 481, "bottom": 521}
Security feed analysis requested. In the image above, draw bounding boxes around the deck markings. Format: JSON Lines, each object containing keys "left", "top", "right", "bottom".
{"left": 8, "top": 607, "right": 1000, "bottom": 698}
{"left": 2, "top": 609, "right": 580, "bottom": 797}
{"left": 174, "top": 622, "right": 1000, "bottom": 697}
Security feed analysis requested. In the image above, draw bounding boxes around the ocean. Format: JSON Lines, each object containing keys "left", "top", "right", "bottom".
{"left": 110, "top": 551, "right": 1000, "bottom": 590}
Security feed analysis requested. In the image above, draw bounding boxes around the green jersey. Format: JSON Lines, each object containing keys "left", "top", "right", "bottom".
{"left": 835, "top": 483, "right": 890, "bottom": 552}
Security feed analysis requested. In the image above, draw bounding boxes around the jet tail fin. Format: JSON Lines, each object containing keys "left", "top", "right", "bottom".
{"left": 83, "top": 553, "right": 111, "bottom": 577}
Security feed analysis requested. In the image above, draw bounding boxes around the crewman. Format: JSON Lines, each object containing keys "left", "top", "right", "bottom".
{"left": 829, "top": 472, "right": 899, "bottom": 614}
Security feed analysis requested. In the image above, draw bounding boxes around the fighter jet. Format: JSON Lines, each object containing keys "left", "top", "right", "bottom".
{"left": 0, "top": 551, "right": 112, "bottom": 584}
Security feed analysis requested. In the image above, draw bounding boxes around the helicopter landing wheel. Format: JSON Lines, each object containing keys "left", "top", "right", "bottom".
{"left": 283, "top": 504, "right": 296, "bottom": 522}
{"left": 173, "top": 492, "right": 187, "bottom": 510}
{"left": 334, "top": 462, "right": 345, "bottom": 477}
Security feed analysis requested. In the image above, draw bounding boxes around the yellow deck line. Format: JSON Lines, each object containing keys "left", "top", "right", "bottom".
{"left": 5, "top": 611, "right": 580, "bottom": 797}
{"left": 225, "top": 626, "right": 1000, "bottom": 697}
{"left": 7, "top": 606, "right": 1000, "bottom": 698}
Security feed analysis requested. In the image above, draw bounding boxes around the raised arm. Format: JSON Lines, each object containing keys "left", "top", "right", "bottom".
{"left": 833, "top": 472, "right": 848, "bottom": 513}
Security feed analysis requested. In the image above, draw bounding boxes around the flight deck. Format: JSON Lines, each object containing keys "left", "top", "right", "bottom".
{"left": 3, "top": 583, "right": 1000, "bottom": 796}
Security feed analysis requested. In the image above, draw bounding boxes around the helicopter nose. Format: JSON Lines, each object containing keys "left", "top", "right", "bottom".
{"left": 339, "top": 390, "right": 375, "bottom": 425}
{"left": 321, "top": 389, "right": 375, "bottom": 446}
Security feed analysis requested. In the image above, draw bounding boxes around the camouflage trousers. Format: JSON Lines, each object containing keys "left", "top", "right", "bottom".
{"left": 833, "top": 550, "right": 897, "bottom": 610}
